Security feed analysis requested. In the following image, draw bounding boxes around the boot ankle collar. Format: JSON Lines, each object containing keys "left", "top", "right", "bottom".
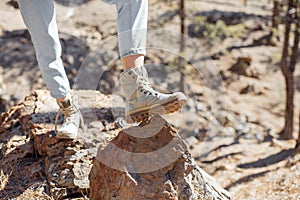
{"left": 57, "top": 99, "right": 71, "bottom": 108}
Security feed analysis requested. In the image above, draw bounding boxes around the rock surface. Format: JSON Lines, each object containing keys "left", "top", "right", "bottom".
{"left": 90, "top": 115, "right": 231, "bottom": 200}
{"left": 0, "top": 90, "right": 123, "bottom": 199}
{"left": 0, "top": 90, "right": 231, "bottom": 199}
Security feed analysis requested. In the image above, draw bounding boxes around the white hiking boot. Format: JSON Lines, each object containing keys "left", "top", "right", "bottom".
{"left": 55, "top": 95, "right": 84, "bottom": 139}
{"left": 120, "top": 66, "right": 187, "bottom": 122}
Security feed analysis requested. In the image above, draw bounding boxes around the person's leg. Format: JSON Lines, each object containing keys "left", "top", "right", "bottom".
{"left": 18, "top": 0, "right": 70, "bottom": 100}
{"left": 18, "top": 0, "right": 82, "bottom": 138}
{"left": 109, "top": 0, "right": 187, "bottom": 122}
{"left": 115, "top": 0, "right": 147, "bottom": 69}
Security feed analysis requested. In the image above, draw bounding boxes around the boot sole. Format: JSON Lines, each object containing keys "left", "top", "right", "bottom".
{"left": 126, "top": 96, "right": 187, "bottom": 123}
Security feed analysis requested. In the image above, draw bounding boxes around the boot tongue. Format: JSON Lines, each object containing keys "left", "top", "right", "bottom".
{"left": 120, "top": 66, "right": 150, "bottom": 101}
{"left": 120, "top": 68, "right": 138, "bottom": 100}
{"left": 134, "top": 65, "right": 148, "bottom": 79}
{"left": 135, "top": 66, "right": 152, "bottom": 91}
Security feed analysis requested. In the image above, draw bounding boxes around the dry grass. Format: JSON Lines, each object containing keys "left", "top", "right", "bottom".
{"left": 1, "top": 167, "right": 53, "bottom": 200}
{"left": 0, "top": 169, "right": 10, "bottom": 191}
{"left": 0, "top": 169, "right": 11, "bottom": 200}
{"left": 15, "top": 187, "right": 54, "bottom": 200}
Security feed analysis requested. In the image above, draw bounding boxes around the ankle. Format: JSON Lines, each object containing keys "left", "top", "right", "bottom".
{"left": 122, "top": 54, "right": 144, "bottom": 69}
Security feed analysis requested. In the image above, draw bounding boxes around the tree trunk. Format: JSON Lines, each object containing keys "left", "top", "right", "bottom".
{"left": 288, "top": 0, "right": 299, "bottom": 141}
{"left": 272, "top": 0, "right": 280, "bottom": 29}
{"left": 179, "top": 0, "right": 186, "bottom": 93}
{"left": 293, "top": 2, "right": 300, "bottom": 148}
{"left": 289, "top": 0, "right": 299, "bottom": 71}
{"left": 280, "top": 0, "right": 295, "bottom": 139}
{"left": 297, "top": 107, "right": 300, "bottom": 148}
{"left": 282, "top": 74, "right": 295, "bottom": 139}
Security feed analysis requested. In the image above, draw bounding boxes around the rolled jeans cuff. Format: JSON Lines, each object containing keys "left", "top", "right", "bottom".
{"left": 115, "top": 0, "right": 148, "bottom": 58}
{"left": 117, "top": 27, "right": 147, "bottom": 59}
{"left": 50, "top": 90, "right": 71, "bottom": 99}
{"left": 120, "top": 48, "right": 146, "bottom": 58}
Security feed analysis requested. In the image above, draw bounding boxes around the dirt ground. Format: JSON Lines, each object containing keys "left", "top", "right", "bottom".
{"left": 0, "top": 0, "right": 300, "bottom": 199}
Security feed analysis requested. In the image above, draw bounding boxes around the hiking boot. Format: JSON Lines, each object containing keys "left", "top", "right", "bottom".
{"left": 55, "top": 95, "right": 84, "bottom": 139}
{"left": 120, "top": 66, "right": 187, "bottom": 122}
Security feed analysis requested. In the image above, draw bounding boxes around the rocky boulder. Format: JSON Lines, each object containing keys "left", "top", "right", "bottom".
{"left": 0, "top": 90, "right": 231, "bottom": 199}
{"left": 0, "top": 90, "right": 122, "bottom": 199}
{"left": 90, "top": 115, "right": 231, "bottom": 200}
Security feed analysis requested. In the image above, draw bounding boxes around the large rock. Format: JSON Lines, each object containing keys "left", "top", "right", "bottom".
{"left": 0, "top": 90, "right": 230, "bottom": 199}
{"left": 90, "top": 115, "right": 231, "bottom": 200}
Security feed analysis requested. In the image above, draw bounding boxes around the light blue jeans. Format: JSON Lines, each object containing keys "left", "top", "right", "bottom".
{"left": 17, "top": 0, "right": 148, "bottom": 98}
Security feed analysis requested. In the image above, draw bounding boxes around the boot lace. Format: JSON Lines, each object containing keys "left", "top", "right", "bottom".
{"left": 55, "top": 103, "right": 78, "bottom": 133}
{"left": 138, "top": 76, "right": 158, "bottom": 96}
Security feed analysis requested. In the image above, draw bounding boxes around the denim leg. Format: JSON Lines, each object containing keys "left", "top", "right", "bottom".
{"left": 102, "top": 0, "right": 148, "bottom": 58}
{"left": 18, "top": 0, "right": 71, "bottom": 98}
